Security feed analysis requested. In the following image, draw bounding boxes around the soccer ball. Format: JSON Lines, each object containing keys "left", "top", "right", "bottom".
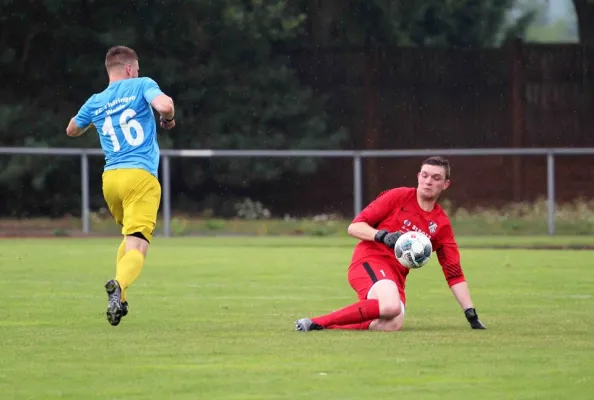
{"left": 394, "top": 231, "right": 433, "bottom": 269}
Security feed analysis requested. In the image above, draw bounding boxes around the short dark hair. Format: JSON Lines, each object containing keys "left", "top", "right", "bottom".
{"left": 105, "top": 46, "right": 138, "bottom": 71}
{"left": 421, "top": 156, "right": 450, "bottom": 180}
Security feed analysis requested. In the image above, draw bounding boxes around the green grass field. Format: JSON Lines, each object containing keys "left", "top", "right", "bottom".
{"left": 1, "top": 237, "right": 593, "bottom": 399}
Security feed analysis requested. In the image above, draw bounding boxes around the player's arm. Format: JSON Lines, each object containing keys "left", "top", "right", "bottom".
{"left": 66, "top": 100, "right": 93, "bottom": 137}
{"left": 66, "top": 118, "right": 91, "bottom": 137}
{"left": 347, "top": 188, "right": 406, "bottom": 248}
{"left": 151, "top": 94, "right": 175, "bottom": 121}
{"left": 436, "top": 224, "right": 486, "bottom": 329}
{"left": 142, "top": 78, "right": 175, "bottom": 129}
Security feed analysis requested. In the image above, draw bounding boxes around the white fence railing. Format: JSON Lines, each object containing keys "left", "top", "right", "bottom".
{"left": 2, "top": 147, "right": 594, "bottom": 236}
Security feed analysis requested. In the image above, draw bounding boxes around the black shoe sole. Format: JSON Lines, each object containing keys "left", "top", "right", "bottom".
{"left": 105, "top": 280, "right": 123, "bottom": 326}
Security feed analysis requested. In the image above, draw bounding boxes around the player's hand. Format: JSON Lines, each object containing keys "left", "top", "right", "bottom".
{"left": 160, "top": 116, "right": 175, "bottom": 130}
{"left": 374, "top": 230, "right": 402, "bottom": 249}
{"left": 464, "top": 308, "right": 486, "bottom": 329}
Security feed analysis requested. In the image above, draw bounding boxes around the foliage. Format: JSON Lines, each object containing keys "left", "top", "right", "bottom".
{"left": 0, "top": 0, "right": 345, "bottom": 216}
{"left": 2, "top": 199, "right": 593, "bottom": 237}
{"left": 573, "top": 0, "right": 594, "bottom": 44}
{"left": 234, "top": 198, "right": 271, "bottom": 220}
{"left": 298, "top": 0, "right": 537, "bottom": 48}
{"left": 0, "top": 0, "right": 535, "bottom": 217}
{"left": 524, "top": 19, "right": 579, "bottom": 43}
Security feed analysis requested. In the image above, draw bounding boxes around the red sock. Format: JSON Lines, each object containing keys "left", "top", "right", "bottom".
{"left": 327, "top": 321, "right": 373, "bottom": 330}
{"left": 311, "top": 299, "right": 379, "bottom": 327}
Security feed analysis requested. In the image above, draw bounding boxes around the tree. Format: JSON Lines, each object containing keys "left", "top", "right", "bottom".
{"left": 573, "top": 0, "right": 594, "bottom": 44}
{"left": 300, "top": 0, "right": 536, "bottom": 48}
{"left": 0, "top": 0, "right": 346, "bottom": 217}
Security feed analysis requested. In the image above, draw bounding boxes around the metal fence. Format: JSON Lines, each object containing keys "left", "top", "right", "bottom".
{"left": 2, "top": 147, "right": 594, "bottom": 236}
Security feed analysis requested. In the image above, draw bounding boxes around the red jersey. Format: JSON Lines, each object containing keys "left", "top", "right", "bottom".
{"left": 350, "top": 187, "right": 466, "bottom": 288}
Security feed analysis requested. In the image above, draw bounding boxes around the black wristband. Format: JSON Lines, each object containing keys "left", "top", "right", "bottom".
{"left": 161, "top": 116, "right": 174, "bottom": 122}
{"left": 374, "top": 230, "right": 389, "bottom": 243}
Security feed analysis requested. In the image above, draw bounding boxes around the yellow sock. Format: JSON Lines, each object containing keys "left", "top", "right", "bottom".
{"left": 116, "top": 239, "right": 128, "bottom": 301}
{"left": 115, "top": 249, "right": 145, "bottom": 299}
{"left": 116, "top": 239, "right": 126, "bottom": 263}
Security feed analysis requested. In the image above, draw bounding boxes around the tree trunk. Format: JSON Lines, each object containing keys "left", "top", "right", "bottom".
{"left": 573, "top": 0, "right": 594, "bottom": 45}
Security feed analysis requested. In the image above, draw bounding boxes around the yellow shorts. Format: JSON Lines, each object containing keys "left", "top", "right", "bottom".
{"left": 102, "top": 168, "right": 161, "bottom": 242}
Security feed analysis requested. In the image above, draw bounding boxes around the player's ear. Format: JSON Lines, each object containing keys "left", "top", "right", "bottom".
{"left": 125, "top": 63, "right": 133, "bottom": 77}
{"left": 443, "top": 179, "right": 451, "bottom": 190}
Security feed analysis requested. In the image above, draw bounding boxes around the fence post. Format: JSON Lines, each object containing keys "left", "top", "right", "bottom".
{"left": 509, "top": 38, "right": 525, "bottom": 202}
{"left": 547, "top": 152, "right": 555, "bottom": 236}
{"left": 81, "top": 152, "right": 90, "bottom": 234}
{"left": 353, "top": 153, "right": 362, "bottom": 217}
{"left": 162, "top": 155, "right": 171, "bottom": 238}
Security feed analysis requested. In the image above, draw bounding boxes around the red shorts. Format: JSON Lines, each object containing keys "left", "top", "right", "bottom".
{"left": 348, "top": 255, "right": 407, "bottom": 304}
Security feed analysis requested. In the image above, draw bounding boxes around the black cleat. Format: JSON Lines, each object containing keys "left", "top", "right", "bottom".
{"left": 295, "top": 318, "right": 324, "bottom": 332}
{"left": 105, "top": 280, "right": 124, "bottom": 326}
{"left": 121, "top": 301, "right": 129, "bottom": 317}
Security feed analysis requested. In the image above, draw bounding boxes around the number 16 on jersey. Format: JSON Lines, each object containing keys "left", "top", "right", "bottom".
{"left": 102, "top": 109, "right": 145, "bottom": 152}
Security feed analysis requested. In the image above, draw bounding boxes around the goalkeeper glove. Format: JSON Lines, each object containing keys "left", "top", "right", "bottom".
{"left": 374, "top": 230, "right": 402, "bottom": 249}
{"left": 464, "top": 307, "right": 486, "bottom": 329}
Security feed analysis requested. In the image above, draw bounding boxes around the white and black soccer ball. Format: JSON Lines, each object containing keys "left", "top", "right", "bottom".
{"left": 394, "top": 231, "right": 433, "bottom": 269}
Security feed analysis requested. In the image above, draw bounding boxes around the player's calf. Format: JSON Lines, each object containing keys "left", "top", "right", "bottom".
{"left": 379, "top": 301, "right": 402, "bottom": 319}
{"left": 295, "top": 298, "right": 380, "bottom": 332}
{"left": 369, "top": 315, "right": 404, "bottom": 332}
{"left": 125, "top": 232, "right": 150, "bottom": 256}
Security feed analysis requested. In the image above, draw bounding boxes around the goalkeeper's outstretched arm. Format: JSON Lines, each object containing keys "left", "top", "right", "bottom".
{"left": 347, "top": 222, "right": 379, "bottom": 241}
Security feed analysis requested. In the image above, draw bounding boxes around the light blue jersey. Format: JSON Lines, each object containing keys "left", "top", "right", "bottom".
{"left": 74, "top": 77, "right": 164, "bottom": 177}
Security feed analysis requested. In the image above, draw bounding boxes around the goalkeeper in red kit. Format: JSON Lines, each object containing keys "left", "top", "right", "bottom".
{"left": 296, "top": 156, "right": 486, "bottom": 332}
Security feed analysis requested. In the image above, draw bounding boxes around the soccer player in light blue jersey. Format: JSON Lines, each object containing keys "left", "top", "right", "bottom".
{"left": 66, "top": 46, "right": 176, "bottom": 326}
